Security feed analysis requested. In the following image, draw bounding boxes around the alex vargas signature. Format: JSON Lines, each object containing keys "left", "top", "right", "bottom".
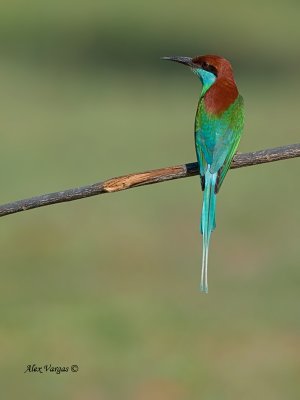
{"left": 24, "top": 364, "right": 79, "bottom": 374}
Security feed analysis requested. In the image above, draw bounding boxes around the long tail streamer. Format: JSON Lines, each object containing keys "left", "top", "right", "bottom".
{"left": 200, "top": 167, "right": 217, "bottom": 293}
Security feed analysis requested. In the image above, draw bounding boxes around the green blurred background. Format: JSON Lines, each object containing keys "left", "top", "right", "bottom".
{"left": 0, "top": 1, "right": 299, "bottom": 399}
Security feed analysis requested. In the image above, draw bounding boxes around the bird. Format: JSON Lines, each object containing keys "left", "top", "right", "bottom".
{"left": 162, "top": 54, "right": 244, "bottom": 293}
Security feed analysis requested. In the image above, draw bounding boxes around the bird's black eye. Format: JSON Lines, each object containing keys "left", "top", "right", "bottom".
{"left": 201, "top": 62, "right": 218, "bottom": 76}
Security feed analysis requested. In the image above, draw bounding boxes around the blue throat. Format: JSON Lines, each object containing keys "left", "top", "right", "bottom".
{"left": 193, "top": 68, "right": 217, "bottom": 95}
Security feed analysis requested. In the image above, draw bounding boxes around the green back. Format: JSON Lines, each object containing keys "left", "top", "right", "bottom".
{"left": 194, "top": 95, "right": 244, "bottom": 192}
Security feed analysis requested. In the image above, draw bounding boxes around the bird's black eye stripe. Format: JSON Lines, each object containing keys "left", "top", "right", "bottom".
{"left": 201, "top": 62, "right": 218, "bottom": 76}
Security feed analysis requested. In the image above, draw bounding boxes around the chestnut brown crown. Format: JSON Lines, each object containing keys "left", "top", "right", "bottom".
{"left": 191, "top": 55, "right": 234, "bottom": 78}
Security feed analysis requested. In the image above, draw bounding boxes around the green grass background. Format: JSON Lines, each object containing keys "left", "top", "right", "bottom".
{"left": 0, "top": 1, "right": 299, "bottom": 399}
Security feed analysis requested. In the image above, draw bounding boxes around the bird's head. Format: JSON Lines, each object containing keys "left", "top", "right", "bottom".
{"left": 162, "top": 54, "right": 234, "bottom": 95}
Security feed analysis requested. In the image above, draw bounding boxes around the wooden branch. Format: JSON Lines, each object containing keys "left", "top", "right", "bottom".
{"left": 0, "top": 143, "right": 299, "bottom": 218}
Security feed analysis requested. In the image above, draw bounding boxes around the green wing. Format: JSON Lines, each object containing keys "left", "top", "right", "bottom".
{"left": 215, "top": 95, "right": 244, "bottom": 193}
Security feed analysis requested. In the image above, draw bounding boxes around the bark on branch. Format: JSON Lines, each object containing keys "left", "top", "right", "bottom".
{"left": 0, "top": 143, "right": 299, "bottom": 218}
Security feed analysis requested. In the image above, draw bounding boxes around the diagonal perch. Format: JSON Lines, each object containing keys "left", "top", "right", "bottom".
{"left": 0, "top": 143, "right": 299, "bottom": 218}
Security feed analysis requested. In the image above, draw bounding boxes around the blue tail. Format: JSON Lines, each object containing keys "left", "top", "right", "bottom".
{"left": 200, "top": 167, "right": 217, "bottom": 293}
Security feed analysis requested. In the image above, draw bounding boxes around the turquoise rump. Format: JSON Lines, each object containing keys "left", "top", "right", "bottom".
{"left": 162, "top": 54, "right": 244, "bottom": 293}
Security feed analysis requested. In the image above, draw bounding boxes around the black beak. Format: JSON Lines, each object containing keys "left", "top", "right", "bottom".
{"left": 161, "top": 56, "right": 195, "bottom": 67}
